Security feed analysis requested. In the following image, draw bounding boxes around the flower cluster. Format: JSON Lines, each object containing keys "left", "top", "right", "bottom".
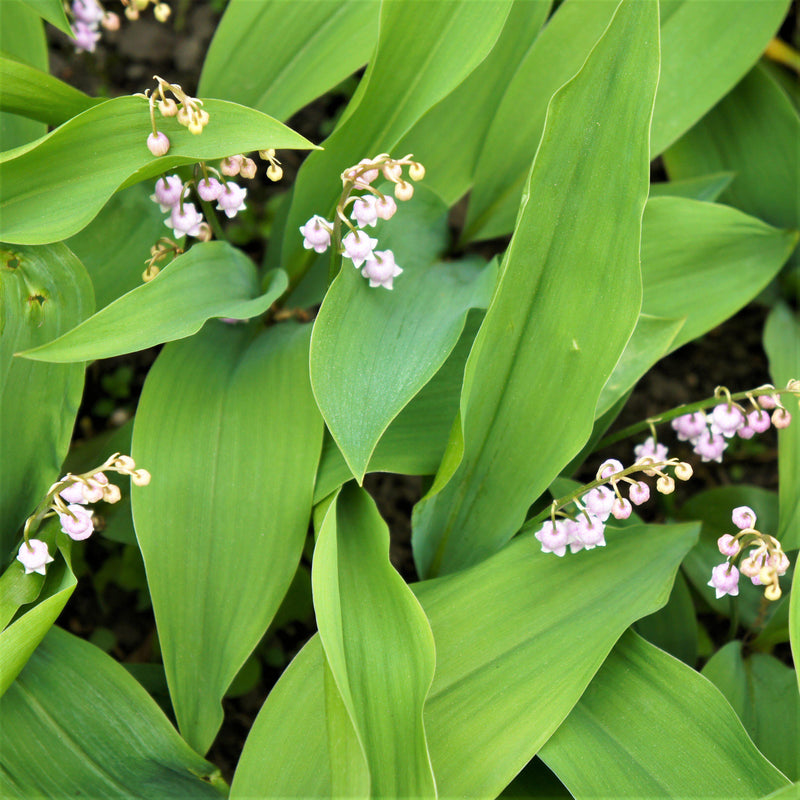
{"left": 139, "top": 77, "right": 209, "bottom": 157}
{"left": 708, "top": 506, "right": 789, "bottom": 602}
{"left": 671, "top": 384, "right": 794, "bottom": 463}
{"left": 299, "top": 154, "right": 425, "bottom": 290}
{"left": 70, "top": 0, "right": 118, "bottom": 53}
{"left": 121, "top": 0, "right": 171, "bottom": 22}
{"left": 533, "top": 453, "right": 692, "bottom": 557}
{"left": 16, "top": 454, "right": 150, "bottom": 576}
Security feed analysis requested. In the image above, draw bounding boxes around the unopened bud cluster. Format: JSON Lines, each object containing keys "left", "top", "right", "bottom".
{"left": 671, "top": 383, "right": 795, "bottom": 463}
{"left": 299, "top": 154, "right": 425, "bottom": 290}
{"left": 16, "top": 454, "right": 150, "bottom": 576}
{"left": 139, "top": 76, "right": 209, "bottom": 157}
{"left": 122, "top": 0, "right": 171, "bottom": 22}
{"left": 534, "top": 452, "right": 692, "bottom": 557}
{"left": 70, "top": 0, "right": 169, "bottom": 54}
{"left": 708, "top": 506, "right": 789, "bottom": 602}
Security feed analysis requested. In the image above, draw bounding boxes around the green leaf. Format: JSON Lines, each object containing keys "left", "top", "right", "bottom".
{"left": 199, "top": 0, "right": 379, "bottom": 122}
{"left": 539, "top": 631, "right": 790, "bottom": 798}
{"left": 19, "top": 243, "right": 287, "bottom": 362}
{"left": 412, "top": 0, "right": 659, "bottom": 577}
{"left": 791, "top": 567, "right": 800, "bottom": 695}
{"left": 395, "top": 0, "right": 552, "bottom": 206}
{"left": 664, "top": 64, "right": 799, "bottom": 233}
{"left": 232, "top": 521, "right": 699, "bottom": 799}
{"left": 703, "top": 642, "right": 798, "bottom": 780}
{"left": 0, "top": 243, "right": 93, "bottom": 559}
{"left": 66, "top": 184, "right": 166, "bottom": 310}
{"left": 465, "top": 0, "right": 790, "bottom": 242}
{"left": 0, "top": 96, "right": 317, "bottom": 245}
{"left": 641, "top": 197, "right": 797, "bottom": 351}
{"left": 310, "top": 186, "right": 491, "bottom": 482}
{"left": 0, "top": 3, "right": 47, "bottom": 156}
{"left": 0, "top": 55, "right": 98, "bottom": 125}
{"left": 679, "top": 486, "right": 787, "bottom": 629}
{"left": 312, "top": 485, "right": 436, "bottom": 796}
{"left": 0, "top": 520, "right": 76, "bottom": 695}
{"left": 1, "top": 626, "right": 225, "bottom": 798}
{"left": 18, "top": 0, "right": 72, "bottom": 35}
{"left": 648, "top": 171, "right": 735, "bottom": 202}
{"left": 131, "top": 321, "right": 323, "bottom": 754}
{"left": 277, "top": 0, "right": 513, "bottom": 284}
{"left": 764, "top": 303, "right": 800, "bottom": 548}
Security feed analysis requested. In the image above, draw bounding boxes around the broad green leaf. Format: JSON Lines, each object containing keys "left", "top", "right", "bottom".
{"left": 679, "top": 486, "right": 787, "bottom": 629}
{"left": 0, "top": 55, "right": 98, "bottom": 126}
{"left": 703, "top": 642, "right": 798, "bottom": 780}
{"left": 634, "top": 570, "right": 698, "bottom": 665}
{"left": 0, "top": 243, "right": 93, "bottom": 560}
{"left": 596, "top": 313, "right": 684, "bottom": 418}
{"left": 412, "top": 0, "right": 659, "bottom": 577}
{"left": 310, "top": 186, "right": 491, "bottom": 482}
{"left": 539, "top": 631, "right": 790, "bottom": 798}
{"left": 131, "top": 321, "right": 323, "bottom": 754}
{"left": 66, "top": 183, "right": 165, "bottom": 310}
{"left": 762, "top": 783, "right": 800, "bottom": 800}
{"left": 312, "top": 485, "right": 436, "bottom": 797}
{"left": 641, "top": 197, "right": 797, "bottom": 352}
{"left": 764, "top": 303, "right": 800, "bottom": 548}
{"left": 648, "top": 171, "right": 734, "bottom": 202}
{"left": 0, "top": 3, "right": 47, "bottom": 154}
{"left": 199, "top": 0, "right": 379, "bottom": 122}
{"left": 465, "top": 0, "right": 790, "bottom": 242}
{"left": 0, "top": 520, "right": 75, "bottom": 695}
{"left": 0, "top": 96, "right": 317, "bottom": 245}
{"left": 791, "top": 567, "right": 800, "bottom": 695}
{"left": 19, "top": 243, "right": 287, "bottom": 362}
{"left": 313, "top": 311, "right": 482, "bottom": 501}
{"left": 277, "top": 0, "right": 513, "bottom": 284}
{"left": 232, "top": 521, "right": 699, "bottom": 799}
{"left": 395, "top": 0, "right": 552, "bottom": 205}
{"left": 664, "top": 64, "right": 799, "bottom": 234}
{"left": 1, "top": 626, "right": 225, "bottom": 798}
{"left": 18, "top": 0, "right": 71, "bottom": 35}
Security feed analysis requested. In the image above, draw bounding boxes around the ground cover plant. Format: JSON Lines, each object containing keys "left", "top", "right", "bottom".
{"left": 1, "top": 0, "right": 799, "bottom": 797}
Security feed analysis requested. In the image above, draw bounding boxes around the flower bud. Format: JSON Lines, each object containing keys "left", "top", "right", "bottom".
{"left": 132, "top": 469, "right": 152, "bottom": 486}
{"left": 758, "top": 566, "right": 776, "bottom": 585}
{"left": 104, "top": 483, "right": 122, "bottom": 504}
{"left": 394, "top": 180, "right": 414, "bottom": 201}
{"left": 196, "top": 222, "right": 213, "bottom": 242}
{"left": 158, "top": 98, "right": 178, "bottom": 117}
{"left": 134, "top": 0, "right": 150, "bottom": 9}
{"left": 656, "top": 475, "right": 675, "bottom": 494}
{"left": 146, "top": 131, "right": 170, "bottom": 156}
{"left": 764, "top": 583, "right": 781, "bottom": 601}
{"left": 102, "top": 11, "right": 120, "bottom": 30}
{"left": 239, "top": 158, "right": 257, "bottom": 180}
{"left": 125, "top": 5, "right": 140, "bottom": 19}
{"left": 177, "top": 106, "right": 192, "bottom": 127}
{"left": 408, "top": 162, "right": 425, "bottom": 181}
{"left": 674, "top": 462, "right": 693, "bottom": 481}
{"left": 259, "top": 149, "right": 276, "bottom": 160}
{"left": 115, "top": 455, "right": 136, "bottom": 470}
{"left": 772, "top": 408, "right": 792, "bottom": 429}
{"left": 154, "top": 2, "right": 171, "bottom": 22}
{"left": 383, "top": 162, "right": 402, "bottom": 181}
{"left": 220, "top": 155, "right": 242, "bottom": 176}
{"left": 187, "top": 119, "right": 204, "bottom": 135}
{"left": 266, "top": 164, "right": 283, "bottom": 181}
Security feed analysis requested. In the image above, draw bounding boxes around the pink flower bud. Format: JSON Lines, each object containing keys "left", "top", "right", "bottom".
{"left": 351, "top": 195, "right": 379, "bottom": 228}
{"left": 197, "top": 177, "right": 224, "bottom": 202}
{"left": 671, "top": 412, "right": 707, "bottom": 442}
{"left": 599, "top": 459, "right": 624, "bottom": 480}
{"left": 216, "top": 182, "right": 247, "bottom": 218}
{"left": 610, "top": 497, "right": 632, "bottom": 520}
{"left": 758, "top": 393, "right": 778, "bottom": 409}
{"left": 59, "top": 504, "right": 94, "bottom": 541}
{"left": 708, "top": 563, "right": 740, "bottom": 598}
{"left": 717, "top": 534, "right": 739, "bottom": 557}
{"left": 147, "top": 131, "right": 170, "bottom": 157}
{"left": 710, "top": 403, "right": 744, "bottom": 437}
{"left": 746, "top": 409, "right": 771, "bottom": 433}
{"left": 731, "top": 506, "right": 756, "bottom": 530}
{"left": 582, "top": 486, "right": 615, "bottom": 520}
{"left": 772, "top": 408, "right": 792, "bottom": 429}
{"left": 375, "top": 195, "right": 397, "bottom": 220}
{"left": 239, "top": 158, "right": 257, "bottom": 180}
{"left": 220, "top": 155, "right": 243, "bottom": 176}
{"left": 101, "top": 11, "right": 120, "bottom": 30}
{"left": 628, "top": 481, "right": 650, "bottom": 506}
{"left": 693, "top": 430, "right": 727, "bottom": 463}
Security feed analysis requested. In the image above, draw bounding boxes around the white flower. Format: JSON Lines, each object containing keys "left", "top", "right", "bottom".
{"left": 17, "top": 539, "right": 55, "bottom": 575}
{"left": 342, "top": 231, "right": 378, "bottom": 268}
{"left": 361, "top": 250, "right": 403, "bottom": 290}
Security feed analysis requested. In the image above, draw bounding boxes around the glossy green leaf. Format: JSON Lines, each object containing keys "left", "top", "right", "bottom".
{"left": 764, "top": 303, "right": 800, "bottom": 548}
{"left": 634, "top": 570, "right": 698, "bottom": 665}
{"left": 66, "top": 183, "right": 166, "bottom": 310}
{"left": 18, "top": 0, "right": 71, "bottom": 35}
{"left": 312, "top": 485, "right": 436, "bottom": 796}
{"left": 314, "top": 312, "right": 481, "bottom": 501}
{"left": 199, "top": 0, "right": 379, "bottom": 122}
{"left": 539, "top": 631, "right": 790, "bottom": 798}
{"left": 395, "top": 0, "right": 552, "bottom": 205}
{"left": 762, "top": 783, "right": 800, "bottom": 800}
{"left": 1, "top": 626, "right": 225, "bottom": 797}
{"left": 0, "top": 243, "right": 92, "bottom": 560}
{"left": 310, "top": 187, "right": 492, "bottom": 482}
{"left": 791, "top": 566, "right": 800, "bottom": 696}
{"left": 131, "top": 321, "right": 323, "bottom": 754}
{"left": 0, "top": 3, "right": 47, "bottom": 161}
{"left": 412, "top": 0, "right": 659, "bottom": 577}
{"left": 648, "top": 171, "right": 734, "bottom": 202}
{"left": 703, "top": 642, "right": 798, "bottom": 780}
{"left": 0, "top": 520, "right": 75, "bottom": 695}
{"left": 277, "top": 0, "right": 513, "bottom": 284}
{"left": 19, "top": 243, "right": 287, "bottom": 362}
{"left": 232, "top": 521, "right": 699, "bottom": 799}
{"left": 465, "top": 0, "right": 790, "bottom": 242}
{"left": 0, "top": 55, "right": 98, "bottom": 126}
{"left": 679, "top": 486, "right": 786, "bottom": 629}
{"left": 664, "top": 64, "right": 799, "bottom": 233}
{"left": 0, "top": 96, "right": 317, "bottom": 245}
{"left": 641, "top": 197, "right": 797, "bottom": 351}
